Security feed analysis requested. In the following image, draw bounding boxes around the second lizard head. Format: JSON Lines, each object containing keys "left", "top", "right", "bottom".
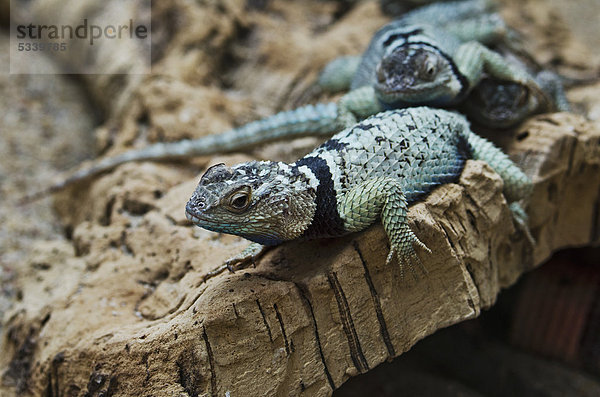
{"left": 375, "top": 44, "right": 463, "bottom": 106}
{"left": 462, "top": 77, "right": 533, "bottom": 129}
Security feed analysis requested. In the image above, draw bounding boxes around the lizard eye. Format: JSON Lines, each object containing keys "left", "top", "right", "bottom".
{"left": 231, "top": 194, "right": 249, "bottom": 209}
{"left": 224, "top": 187, "right": 252, "bottom": 212}
{"left": 516, "top": 87, "right": 529, "bottom": 107}
{"left": 422, "top": 59, "right": 437, "bottom": 80}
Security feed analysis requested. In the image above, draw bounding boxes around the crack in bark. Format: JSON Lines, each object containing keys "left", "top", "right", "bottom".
{"left": 142, "top": 352, "right": 151, "bottom": 384}
{"left": 565, "top": 136, "right": 578, "bottom": 176}
{"left": 201, "top": 326, "right": 217, "bottom": 395}
{"left": 175, "top": 348, "right": 205, "bottom": 397}
{"left": 439, "top": 223, "right": 457, "bottom": 252}
{"left": 591, "top": 185, "right": 600, "bottom": 243}
{"left": 273, "top": 303, "right": 290, "bottom": 355}
{"left": 462, "top": 261, "right": 480, "bottom": 313}
{"left": 327, "top": 271, "right": 369, "bottom": 373}
{"left": 256, "top": 299, "right": 273, "bottom": 342}
{"left": 44, "top": 352, "right": 64, "bottom": 397}
{"left": 294, "top": 282, "right": 335, "bottom": 391}
{"left": 253, "top": 272, "right": 290, "bottom": 284}
{"left": 465, "top": 209, "right": 479, "bottom": 233}
{"left": 352, "top": 241, "right": 396, "bottom": 359}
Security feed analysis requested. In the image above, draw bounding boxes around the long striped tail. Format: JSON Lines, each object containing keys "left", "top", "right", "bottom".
{"left": 21, "top": 102, "right": 341, "bottom": 202}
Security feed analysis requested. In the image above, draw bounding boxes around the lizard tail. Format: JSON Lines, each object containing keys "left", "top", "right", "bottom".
{"left": 184, "top": 102, "right": 340, "bottom": 151}
{"left": 20, "top": 102, "right": 341, "bottom": 202}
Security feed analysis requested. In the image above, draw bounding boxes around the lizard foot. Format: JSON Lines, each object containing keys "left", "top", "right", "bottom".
{"left": 509, "top": 202, "right": 535, "bottom": 246}
{"left": 201, "top": 243, "right": 267, "bottom": 282}
{"left": 386, "top": 227, "right": 431, "bottom": 281}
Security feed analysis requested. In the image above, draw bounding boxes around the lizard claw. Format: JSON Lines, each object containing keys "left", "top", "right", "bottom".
{"left": 203, "top": 242, "right": 267, "bottom": 281}
{"left": 226, "top": 261, "right": 236, "bottom": 273}
{"left": 224, "top": 243, "right": 265, "bottom": 270}
{"left": 201, "top": 264, "right": 229, "bottom": 282}
{"left": 222, "top": 256, "right": 251, "bottom": 274}
{"left": 386, "top": 233, "right": 430, "bottom": 281}
{"left": 509, "top": 202, "right": 535, "bottom": 246}
{"left": 224, "top": 256, "right": 257, "bottom": 273}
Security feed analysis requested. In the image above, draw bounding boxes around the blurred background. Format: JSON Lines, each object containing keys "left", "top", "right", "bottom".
{"left": 1, "top": 0, "right": 599, "bottom": 395}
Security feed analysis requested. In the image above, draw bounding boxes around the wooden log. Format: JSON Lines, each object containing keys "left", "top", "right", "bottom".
{"left": 1, "top": 113, "right": 599, "bottom": 396}
{"left": 2, "top": 0, "right": 600, "bottom": 396}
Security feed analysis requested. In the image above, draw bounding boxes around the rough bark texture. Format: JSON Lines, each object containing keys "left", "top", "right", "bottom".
{"left": 1, "top": 0, "right": 600, "bottom": 396}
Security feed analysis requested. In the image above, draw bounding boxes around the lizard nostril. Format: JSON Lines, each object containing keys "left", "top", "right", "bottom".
{"left": 186, "top": 199, "right": 204, "bottom": 216}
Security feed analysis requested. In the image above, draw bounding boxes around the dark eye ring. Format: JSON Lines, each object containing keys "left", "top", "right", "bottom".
{"left": 227, "top": 190, "right": 251, "bottom": 212}
{"left": 231, "top": 194, "right": 248, "bottom": 208}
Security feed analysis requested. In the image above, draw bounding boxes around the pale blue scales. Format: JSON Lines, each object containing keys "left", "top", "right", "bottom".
{"left": 28, "top": 0, "right": 562, "bottom": 199}
{"left": 185, "top": 107, "right": 532, "bottom": 278}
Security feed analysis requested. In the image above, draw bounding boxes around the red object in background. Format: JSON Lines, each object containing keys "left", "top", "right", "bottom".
{"left": 510, "top": 249, "right": 600, "bottom": 374}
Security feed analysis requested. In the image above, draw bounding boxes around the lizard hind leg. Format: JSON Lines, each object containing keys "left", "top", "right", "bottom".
{"left": 336, "top": 86, "right": 384, "bottom": 129}
{"left": 509, "top": 202, "right": 536, "bottom": 246}
{"left": 337, "top": 177, "right": 431, "bottom": 281}
{"left": 461, "top": 127, "right": 535, "bottom": 245}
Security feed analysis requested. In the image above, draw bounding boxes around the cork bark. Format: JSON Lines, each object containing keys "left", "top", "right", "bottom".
{"left": 1, "top": 0, "right": 600, "bottom": 396}
{"left": 2, "top": 113, "right": 600, "bottom": 397}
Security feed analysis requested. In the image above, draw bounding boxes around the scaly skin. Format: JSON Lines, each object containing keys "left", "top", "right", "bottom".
{"left": 185, "top": 107, "right": 533, "bottom": 279}
{"left": 460, "top": 55, "right": 571, "bottom": 129}
{"left": 28, "top": 0, "right": 549, "bottom": 200}
{"left": 345, "top": 0, "right": 516, "bottom": 104}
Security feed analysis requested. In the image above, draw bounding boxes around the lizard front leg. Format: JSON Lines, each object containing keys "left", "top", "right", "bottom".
{"left": 445, "top": 13, "right": 509, "bottom": 45}
{"left": 202, "top": 242, "right": 268, "bottom": 282}
{"left": 337, "top": 177, "right": 430, "bottom": 280}
{"left": 455, "top": 41, "right": 532, "bottom": 90}
{"left": 317, "top": 55, "right": 362, "bottom": 93}
{"left": 336, "top": 86, "right": 385, "bottom": 129}
{"left": 462, "top": 128, "right": 532, "bottom": 203}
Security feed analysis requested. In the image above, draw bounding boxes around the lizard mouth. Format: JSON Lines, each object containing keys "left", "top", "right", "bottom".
{"left": 185, "top": 209, "right": 202, "bottom": 226}
{"left": 185, "top": 200, "right": 210, "bottom": 227}
{"left": 375, "top": 82, "right": 438, "bottom": 104}
{"left": 376, "top": 83, "right": 421, "bottom": 96}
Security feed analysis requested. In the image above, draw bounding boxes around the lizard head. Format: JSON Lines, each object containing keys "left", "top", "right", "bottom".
{"left": 185, "top": 162, "right": 317, "bottom": 245}
{"left": 375, "top": 45, "right": 462, "bottom": 105}
{"left": 462, "top": 77, "right": 533, "bottom": 129}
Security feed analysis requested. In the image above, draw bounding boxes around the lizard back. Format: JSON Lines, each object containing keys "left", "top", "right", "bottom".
{"left": 293, "top": 108, "right": 469, "bottom": 239}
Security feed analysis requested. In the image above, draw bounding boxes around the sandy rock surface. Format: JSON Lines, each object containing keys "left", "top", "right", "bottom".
{"left": 1, "top": 0, "right": 599, "bottom": 396}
